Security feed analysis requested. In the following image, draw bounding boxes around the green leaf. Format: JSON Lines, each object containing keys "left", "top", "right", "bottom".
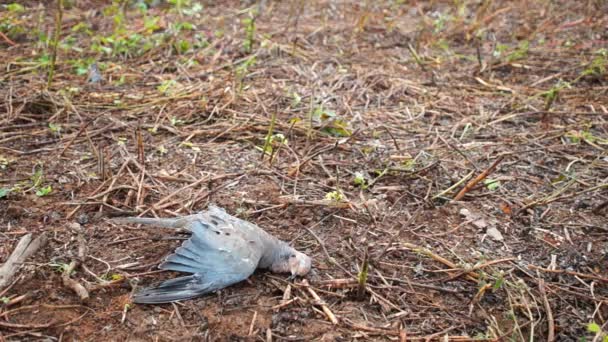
{"left": 31, "top": 167, "right": 44, "bottom": 188}
{"left": 110, "top": 274, "right": 124, "bottom": 281}
{"left": 0, "top": 156, "right": 10, "bottom": 169}
{"left": 48, "top": 123, "right": 62, "bottom": 134}
{"left": 492, "top": 274, "right": 504, "bottom": 291}
{"left": 353, "top": 172, "right": 366, "bottom": 187}
{"left": 322, "top": 119, "right": 351, "bottom": 137}
{"left": 325, "top": 190, "right": 344, "bottom": 202}
{"left": 158, "top": 80, "right": 178, "bottom": 95}
{"left": 483, "top": 179, "right": 501, "bottom": 191}
{"left": 291, "top": 92, "right": 301, "bottom": 107}
{"left": 35, "top": 185, "right": 52, "bottom": 197}
{"left": 7, "top": 3, "right": 25, "bottom": 13}
{"left": 0, "top": 188, "right": 10, "bottom": 199}
{"left": 588, "top": 322, "right": 601, "bottom": 333}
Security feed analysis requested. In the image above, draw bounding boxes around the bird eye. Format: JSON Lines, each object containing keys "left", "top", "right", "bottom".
{"left": 290, "top": 254, "right": 296, "bottom": 258}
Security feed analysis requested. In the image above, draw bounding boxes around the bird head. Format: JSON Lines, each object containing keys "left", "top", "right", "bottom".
{"left": 271, "top": 248, "right": 312, "bottom": 276}
{"left": 289, "top": 250, "right": 312, "bottom": 276}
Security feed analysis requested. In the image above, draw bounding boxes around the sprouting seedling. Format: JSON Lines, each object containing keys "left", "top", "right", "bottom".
{"left": 506, "top": 40, "right": 529, "bottom": 62}
{"left": 258, "top": 133, "right": 288, "bottom": 162}
{"left": 102, "top": 273, "right": 124, "bottom": 281}
{"left": 47, "top": 0, "right": 63, "bottom": 89}
{"left": 235, "top": 56, "right": 256, "bottom": 93}
{"left": 564, "top": 129, "right": 608, "bottom": 146}
{"left": 157, "top": 145, "right": 167, "bottom": 155}
{"left": 541, "top": 80, "right": 571, "bottom": 111}
{"left": 180, "top": 141, "right": 201, "bottom": 152}
{"left": 0, "top": 188, "right": 11, "bottom": 199}
{"left": 578, "top": 48, "right": 607, "bottom": 79}
{"left": 356, "top": 248, "right": 369, "bottom": 300}
{"left": 0, "top": 156, "right": 10, "bottom": 170}
{"left": 353, "top": 172, "right": 368, "bottom": 189}
{"left": 586, "top": 322, "right": 608, "bottom": 342}
{"left": 242, "top": 10, "right": 257, "bottom": 53}
{"left": 432, "top": 12, "right": 451, "bottom": 33}
{"left": 169, "top": 0, "right": 202, "bottom": 16}
{"left": 170, "top": 116, "right": 184, "bottom": 126}
{"left": 291, "top": 92, "right": 302, "bottom": 107}
{"left": 30, "top": 166, "right": 44, "bottom": 189}
{"left": 158, "top": 80, "right": 178, "bottom": 95}
{"left": 260, "top": 111, "right": 277, "bottom": 159}
{"left": 324, "top": 190, "right": 345, "bottom": 202}
{"left": 312, "top": 106, "right": 352, "bottom": 137}
{"left": 35, "top": 185, "right": 52, "bottom": 197}
{"left": 48, "top": 123, "right": 62, "bottom": 136}
{"left": 492, "top": 271, "right": 505, "bottom": 291}
{"left": 483, "top": 179, "right": 501, "bottom": 191}
{"left": 50, "top": 262, "right": 72, "bottom": 274}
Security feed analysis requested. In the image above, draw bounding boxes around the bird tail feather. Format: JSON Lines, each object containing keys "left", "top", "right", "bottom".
{"left": 133, "top": 275, "right": 212, "bottom": 304}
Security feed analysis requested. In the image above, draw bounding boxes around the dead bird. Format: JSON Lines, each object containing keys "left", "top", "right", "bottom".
{"left": 113, "top": 205, "right": 311, "bottom": 304}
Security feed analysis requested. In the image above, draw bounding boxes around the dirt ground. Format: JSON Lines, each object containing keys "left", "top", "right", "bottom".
{"left": 1, "top": 0, "right": 607, "bottom": 340}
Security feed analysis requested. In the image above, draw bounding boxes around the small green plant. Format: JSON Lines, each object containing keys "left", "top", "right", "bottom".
{"left": 491, "top": 272, "right": 505, "bottom": 291}
{"left": 235, "top": 56, "right": 256, "bottom": 92}
{"left": 0, "top": 296, "right": 9, "bottom": 304}
{"left": 6, "top": 3, "right": 25, "bottom": 12}
{"left": 579, "top": 48, "right": 607, "bottom": 79}
{"left": 47, "top": 0, "right": 64, "bottom": 88}
{"left": 102, "top": 273, "right": 124, "bottom": 281}
{"left": 493, "top": 43, "right": 509, "bottom": 59}
{"left": 158, "top": 79, "right": 179, "bottom": 95}
{"left": 291, "top": 92, "right": 302, "bottom": 107}
{"left": 35, "top": 185, "right": 52, "bottom": 197}
{"left": 506, "top": 40, "right": 529, "bottom": 62}
{"left": 357, "top": 249, "right": 369, "bottom": 300}
{"left": 541, "top": 80, "right": 571, "bottom": 111}
{"left": 0, "top": 156, "right": 9, "bottom": 169}
{"left": 587, "top": 322, "right": 608, "bottom": 342}
{"left": 325, "top": 190, "right": 345, "bottom": 202}
{"left": 116, "top": 137, "right": 127, "bottom": 146}
{"left": 30, "top": 167, "right": 44, "bottom": 189}
{"left": 353, "top": 172, "right": 367, "bottom": 188}
{"left": 157, "top": 145, "right": 167, "bottom": 155}
{"left": 483, "top": 179, "right": 501, "bottom": 191}
{"left": 242, "top": 11, "right": 257, "bottom": 53}
{"left": 312, "top": 106, "right": 352, "bottom": 137}
{"left": 174, "top": 39, "right": 191, "bottom": 54}
{"left": 169, "top": 116, "right": 184, "bottom": 126}
{"left": 143, "top": 16, "right": 161, "bottom": 34}
{"left": 432, "top": 12, "right": 451, "bottom": 34}
{"left": 50, "top": 262, "right": 72, "bottom": 274}
{"left": 258, "top": 133, "right": 288, "bottom": 156}
{"left": 564, "top": 129, "right": 608, "bottom": 145}
{"left": 68, "top": 58, "right": 96, "bottom": 76}
{"left": 0, "top": 3, "right": 26, "bottom": 41}
{"left": 180, "top": 141, "right": 200, "bottom": 152}
{"left": 0, "top": 188, "right": 11, "bottom": 199}
{"left": 48, "top": 123, "right": 62, "bottom": 136}
{"left": 400, "top": 158, "right": 416, "bottom": 171}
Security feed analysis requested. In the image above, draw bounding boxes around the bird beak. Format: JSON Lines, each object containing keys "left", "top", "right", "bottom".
{"left": 290, "top": 253, "right": 311, "bottom": 276}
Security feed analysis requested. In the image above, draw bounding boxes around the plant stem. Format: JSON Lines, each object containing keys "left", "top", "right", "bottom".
{"left": 47, "top": 0, "right": 63, "bottom": 89}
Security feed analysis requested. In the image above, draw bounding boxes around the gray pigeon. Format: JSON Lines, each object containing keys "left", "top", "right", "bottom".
{"left": 113, "top": 205, "right": 311, "bottom": 304}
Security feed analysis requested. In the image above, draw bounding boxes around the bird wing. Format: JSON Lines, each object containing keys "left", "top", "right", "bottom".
{"left": 133, "top": 218, "right": 263, "bottom": 304}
